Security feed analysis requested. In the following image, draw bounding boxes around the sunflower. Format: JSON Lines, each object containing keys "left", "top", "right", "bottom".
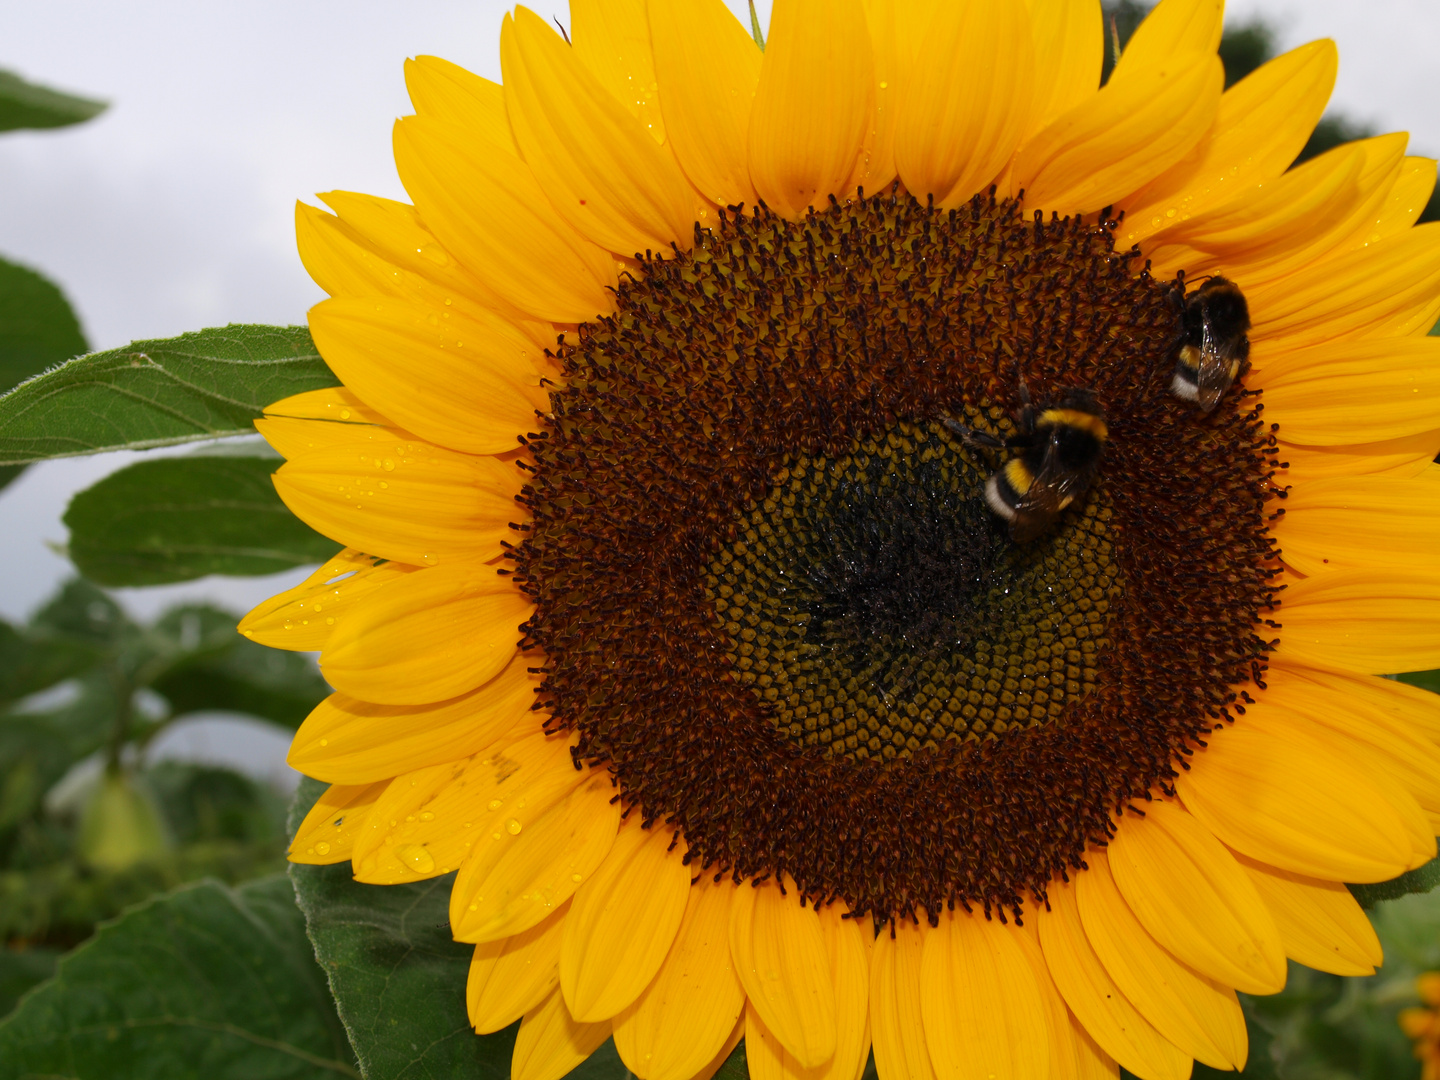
{"left": 1402, "top": 973, "right": 1440, "bottom": 1080}
{"left": 242, "top": 0, "right": 1440, "bottom": 1076}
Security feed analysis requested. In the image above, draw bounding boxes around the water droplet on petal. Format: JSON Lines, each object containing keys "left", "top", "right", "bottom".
{"left": 487, "top": 799, "right": 503, "bottom": 810}
{"left": 396, "top": 844, "right": 436, "bottom": 873}
{"left": 314, "top": 841, "right": 331, "bottom": 855}
{"left": 506, "top": 818, "right": 522, "bottom": 835}
{"left": 419, "top": 811, "right": 435, "bottom": 821}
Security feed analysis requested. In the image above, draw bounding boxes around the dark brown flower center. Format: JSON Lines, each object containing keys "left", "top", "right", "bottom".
{"left": 511, "top": 190, "right": 1280, "bottom": 921}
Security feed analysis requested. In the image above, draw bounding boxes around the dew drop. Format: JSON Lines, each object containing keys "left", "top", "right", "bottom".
{"left": 340, "top": 408, "right": 352, "bottom": 419}
{"left": 487, "top": 798, "right": 503, "bottom": 810}
{"left": 419, "top": 811, "right": 435, "bottom": 821}
{"left": 571, "top": 873, "right": 583, "bottom": 883}
{"left": 396, "top": 844, "right": 436, "bottom": 873}
{"left": 506, "top": 818, "right": 523, "bottom": 835}
{"left": 326, "top": 617, "right": 335, "bottom": 625}
{"left": 383, "top": 459, "right": 395, "bottom": 471}
{"left": 319, "top": 738, "right": 329, "bottom": 746}
{"left": 314, "top": 841, "right": 331, "bottom": 855}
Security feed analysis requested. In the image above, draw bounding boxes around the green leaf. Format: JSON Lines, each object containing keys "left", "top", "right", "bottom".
{"left": 289, "top": 777, "right": 515, "bottom": 1078}
{"left": 29, "top": 577, "right": 133, "bottom": 647}
{"left": 152, "top": 637, "right": 330, "bottom": 730}
{"left": 291, "top": 859, "right": 509, "bottom": 1078}
{"left": 1349, "top": 858, "right": 1440, "bottom": 909}
{"left": 0, "top": 255, "right": 88, "bottom": 393}
{"left": 64, "top": 453, "right": 341, "bottom": 586}
{"left": 0, "top": 618, "right": 98, "bottom": 706}
{"left": 0, "top": 324, "right": 339, "bottom": 465}
{"left": 0, "top": 873, "right": 358, "bottom": 1079}
{"left": 0, "top": 70, "right": 106, "bottom": 132}
{"left": 0, "top": 948, "right": 58, "bottom": 1020}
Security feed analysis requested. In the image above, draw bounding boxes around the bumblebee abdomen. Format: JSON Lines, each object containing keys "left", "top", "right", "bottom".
{"left": 985, "top": 460, "right": 1032, "bottom": 521}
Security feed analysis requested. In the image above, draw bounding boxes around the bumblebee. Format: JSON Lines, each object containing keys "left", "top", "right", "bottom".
{"left": 945, "top": 385, "right": 1107, "bottom": 543}
{"left": 1171, "top": 276, "right": 1251, "bottom": 413}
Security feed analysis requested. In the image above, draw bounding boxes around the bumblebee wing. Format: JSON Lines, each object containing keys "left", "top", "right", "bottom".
{"left": 1008, "top": 432, "right": 1094, "bottom": 542}
{"left": 1195, "top": 315, "right": 1246, "bottom": 413}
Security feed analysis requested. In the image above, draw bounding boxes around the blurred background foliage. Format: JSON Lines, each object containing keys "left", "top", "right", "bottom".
{"left": 2, "top": 4, "right": 1440, "bottom": 1078}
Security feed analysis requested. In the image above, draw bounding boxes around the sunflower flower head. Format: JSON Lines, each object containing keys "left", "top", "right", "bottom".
{"left": 243, "top": 0, "right": 1440, "bottom": 1077}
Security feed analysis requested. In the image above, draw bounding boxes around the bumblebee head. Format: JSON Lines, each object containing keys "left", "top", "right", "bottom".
{"left": 1058, "top": 387, "right": 1103, "bottom": 419}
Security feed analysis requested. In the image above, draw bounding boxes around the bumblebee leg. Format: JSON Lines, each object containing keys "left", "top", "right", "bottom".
{"left": 942, "top": 416, "right": 1005, "bottom": 450}
{"left": 1015, "top": 378, "right": 1035, "bottom": 435}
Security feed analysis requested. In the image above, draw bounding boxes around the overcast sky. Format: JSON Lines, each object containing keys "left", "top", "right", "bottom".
{"left": 1, "top": 0, "right": 1437, "bottom": 627}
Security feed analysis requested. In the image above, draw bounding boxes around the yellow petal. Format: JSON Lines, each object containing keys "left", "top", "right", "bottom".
{"left": 1230, "top": 850, "right": 1382, "bottom": 977}
{"left": 239, "top": 549, "right": 416, "bottom": 653}
{"left": 1247, "top": 222, "right": 1440, "bottom": 349}
{"left": 297, "top": 196, "right": 547, "bottom": 350}
{"left": 819, "top": 902, "right": 875, "bottom": 1080}
{"left": 352, "top": 731, "right": 585, "bottom": 885}
{"left": 1108, "top": 801, "right": 1286, "bottom": 994}
{"left": 1277, "top": 567, "right": 1440, "bottom": 674}
{"left": 559, "top": 816, "right": 692, "bottom": 1022}
{"left": 1010, "top": 916, "right": 1120, "bottom": 1080}
{"left": 262, "top": 386, "right": 393, "bottom": 428}
{"left": 693, "top": 1014, "right": 746, "bottom": 1080}
{"left": 745, "top": 901, "right": 873, "bottom": 1080}
{"left": 869, "top": 917, "right": 938, "bottom": 1080}
{"left": 894, "top": 0, "right": 1035, "bottom": 209}
{"left": 1175, "top": 712, "right": 1415, "bottom": 882}
{"left": 315, "top": 187, "right": 556, "bottom": 350}
{"left": 850, "top": 0, "right": 902, "bottom": 195}
{"left": 468, "top": 901, "right": 569, "bottom": 1034}
{"left": 288, "top": 780, "right": 388, "bottom": 865}
{"left": 730, "top": 875, "right": 837, "bottom": 1068}
{"left": 449, "top": 770, "right": 620, "bottom": 944}
{"left": 1267, "top": 659, "right": 1440, "bottom": 746}
{"left": 272, "top": 432, "right": 525, "bottom": 568}
{"left": 502, "top": 8, "right": 695, "bottom": 257}
{"left": 288, "top": 651, "right": 542, "bottom": 784}
{"left": 1022, "top": 0, "right": 1102, "bottom": 137}
{"left": 612, "top": 874, "right": 745, "bottom": 1080}
{"left": 1274, "top": 475, "right": 1440, "bottom": 576}
{"left": 405, "top": 55, "right": 513, "bottom": 146}
{"left": 256, "top": 415, "right": 411, "bottom": 462}
{"left": 307, "top": 296, "right": 544, "bottom": 456}
{"left": 919, "top": 905, "right": 1049, "bottom": 1080}
{"left": 312, "top": 189, "right": 479, "bottom": 296}
{"left": 1119, "top": 39, "right": 1337, "bottom": 247}
{"left": 1274, "top": 429, "right": 1440, "bottom": 486}
{"left": 445, "top": 732, "right": 604, "bottom": 935}
{"left": 1244, "top": 697, "right": 1436, "bottom": 865}
{"left": 512, "top": 987, "right": 611, "bottom": 1080}
{"left": 351, "top": 754, "right": 512, "bottom": 884}
{"left": 320, "top": 562, "right": 532, "bottom": 705}
{"left": 1037, "top": 877, "right": 1192, "bottom": 1080}
{"left": 1112, "top": 0, "right": 1223, "bottom": 76}
{"left": 393, "top": 113, "right": 617, "bottom": 323}
{"left": 1076, "top": 851, "right": 1246, "bottom": 1071}
{"left": 648, "top": 0, "right": 762, "bottom": 208}
{"left": 570, "top": 0, "right": 666, "bottom": 143}
{"left": 1257, "top": 336, "right": 1440, "bottom": 444}
{"left": 1014, "top": 53, "right": 1222, "bottom": 215}
{"left": 747, "top": 0, "right": 875, "bottom": 218}
{"left": 1151, "top": 133, "right": 1408, "bottom": 284}
{"left": 1147, "top": 136, "right": 1365, "bottom": 262}
{"left": 1337, "top": 155, "right": 1437, "bottom": 253}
